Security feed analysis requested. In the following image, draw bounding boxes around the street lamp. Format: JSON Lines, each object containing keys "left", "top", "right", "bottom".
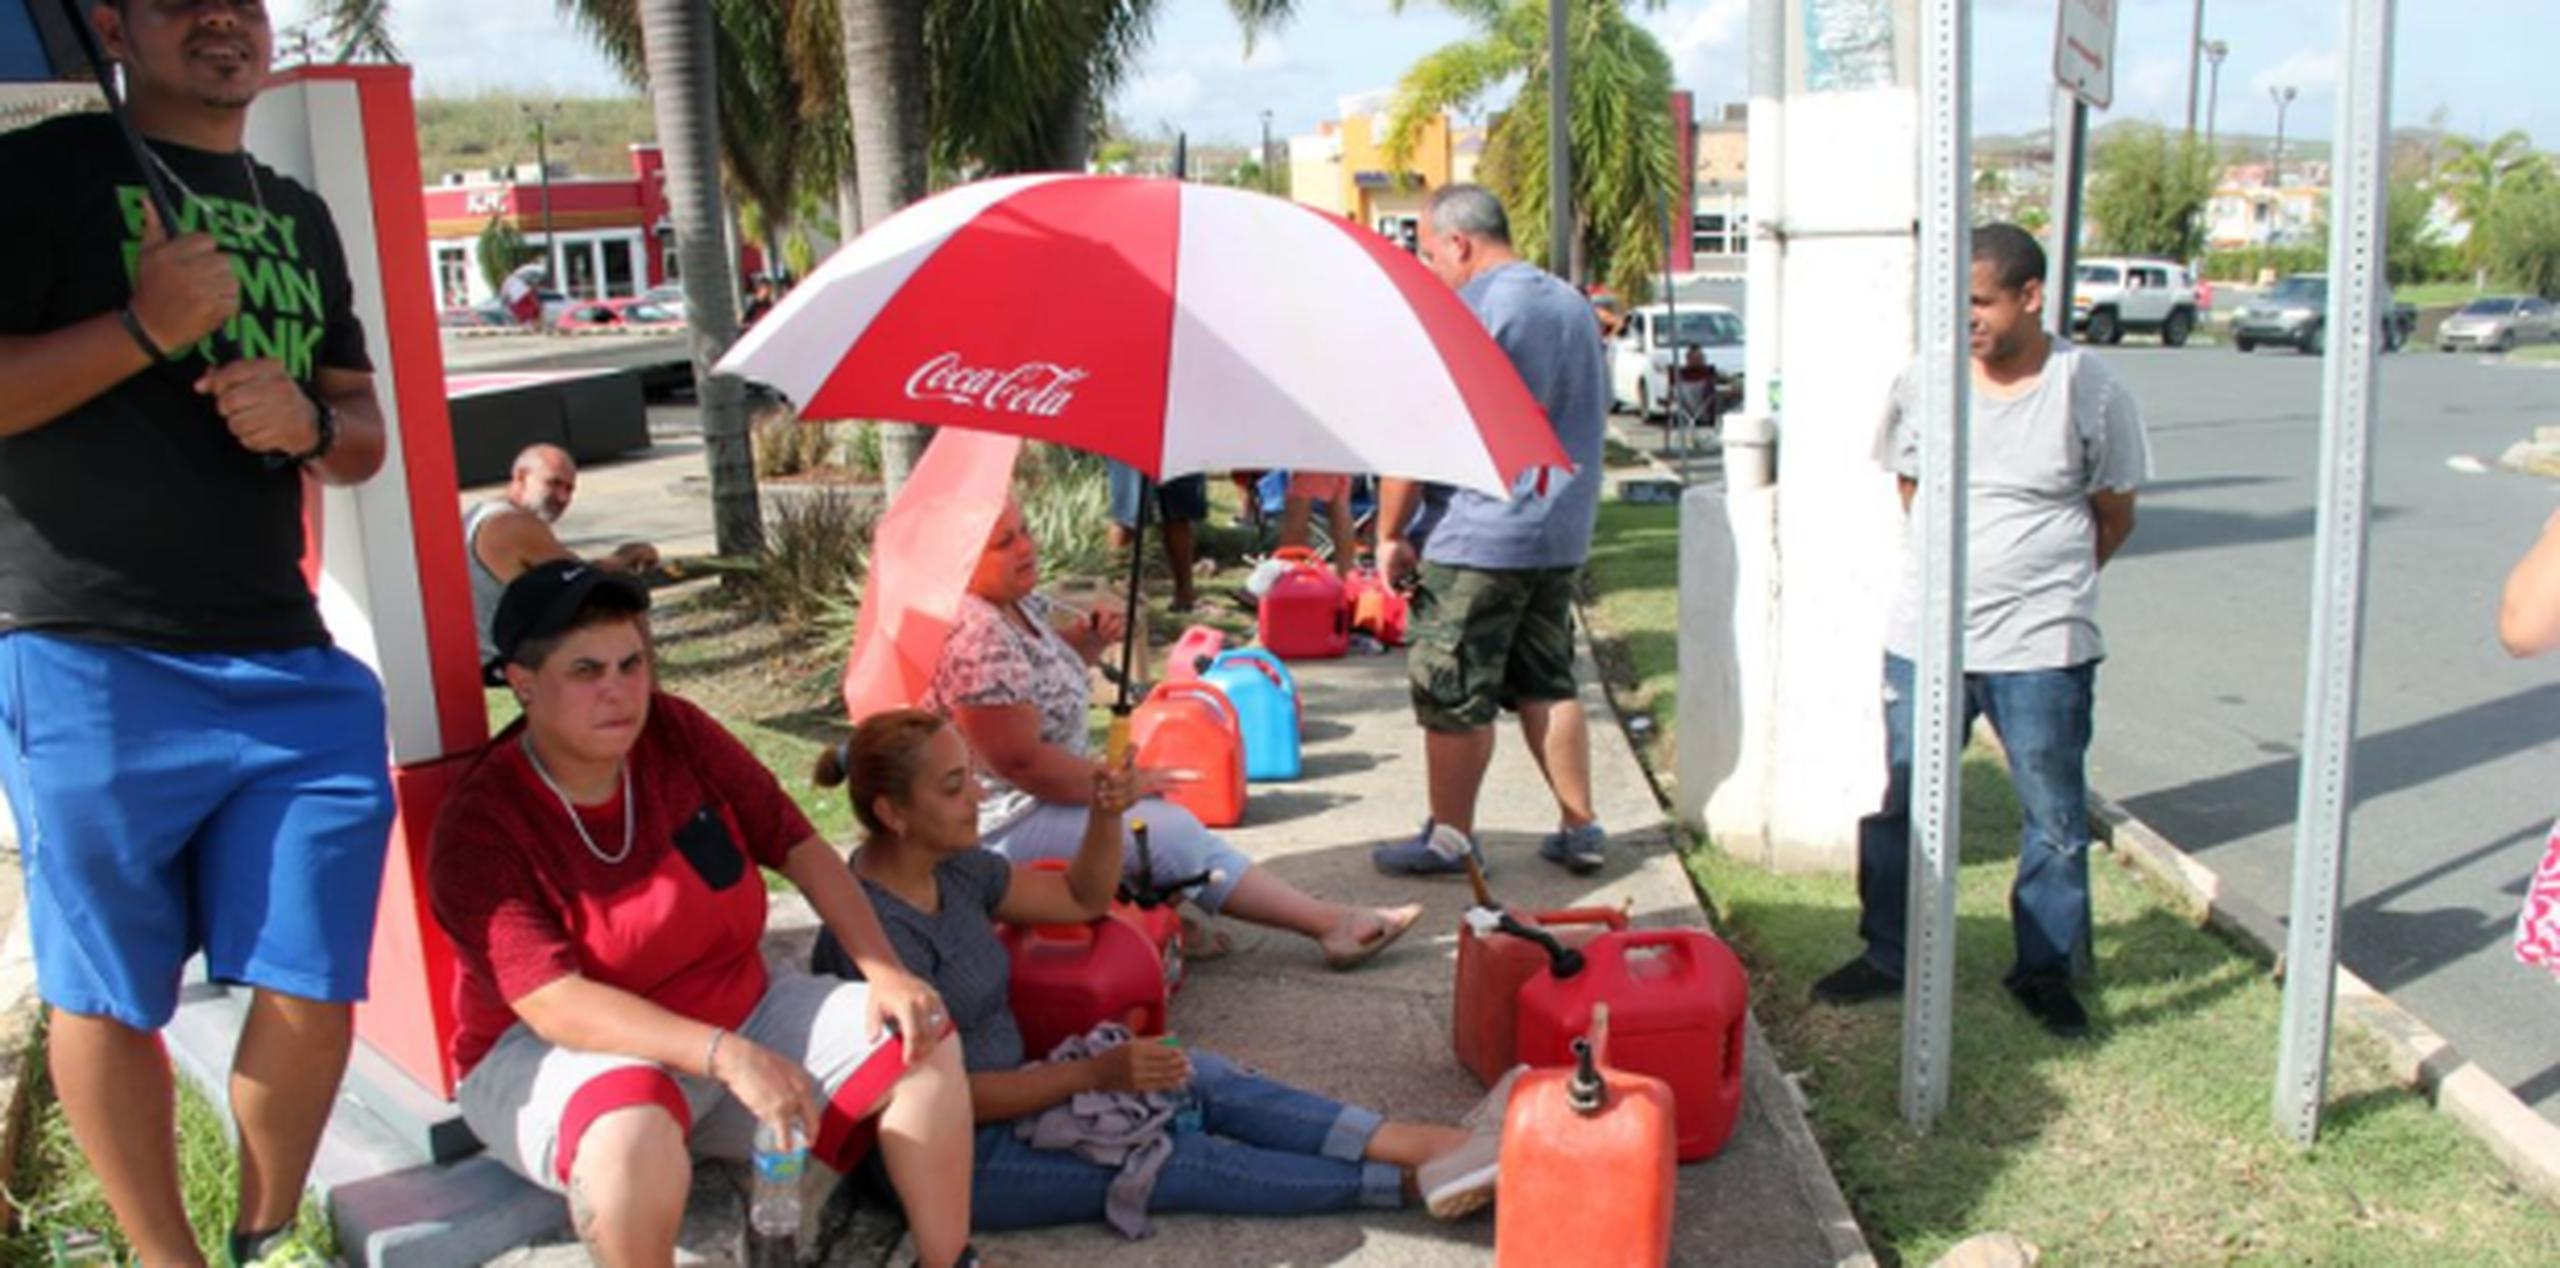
{"left": 2183, "top": 0, "right": 2207, "bottom": 143}
{"left": 1260, "top": 108, "right": 1277, "bottom": 196}
{"left": 522, "top": 101, "right": 562, "bottom": 298}
{"left": 2268, "top": 84, "right": 2298, "bottom": 244}
{"left": 2203, "top": 40, "right": 2229, "bottom": 160}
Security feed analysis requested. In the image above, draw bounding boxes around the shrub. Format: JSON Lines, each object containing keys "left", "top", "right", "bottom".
{"left": 1019, "top": 443, "right": 1116, "bottom": 582}
{"left": 740, "top": 486, "right": 874, "bottom": 636}
{"left": 753, "top": 415, "right": 830, "bottom": 479}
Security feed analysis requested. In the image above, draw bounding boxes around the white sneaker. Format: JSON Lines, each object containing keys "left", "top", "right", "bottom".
{"left": 1419, "top": 1065, "right": 1523, "bottom": 1219}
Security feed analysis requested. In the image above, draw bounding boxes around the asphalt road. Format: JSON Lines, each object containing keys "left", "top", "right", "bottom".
{"left": 1618, "top": 342, "right": 2560, "bottom": 1116}
{"left": 2092, "top": 344, "right": 2560, "bottom": 1118}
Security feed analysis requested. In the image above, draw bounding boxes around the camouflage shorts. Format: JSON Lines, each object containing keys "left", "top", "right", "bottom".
{"left": 1406, "top": 561, "right": 1581, "bottom": 732}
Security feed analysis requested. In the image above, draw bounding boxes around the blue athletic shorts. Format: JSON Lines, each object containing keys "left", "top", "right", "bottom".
{"left": 0, "top": 632, "right": 395, "bottom": 1029}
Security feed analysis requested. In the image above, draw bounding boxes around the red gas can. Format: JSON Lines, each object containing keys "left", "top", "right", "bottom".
{"left": 1495, "top": 1009, "right": 1676, "bottom": 1268}
{"left": 1515, "top": 929, "right": 1750, "bottom": 1162}
{"left": 998, "top": 913, "right": 1168, "bottom": 1061}
{"left": 1164, "top": 624, "right": 1226, "bottom": 684}
{"left": 1451, "top": 906, "right": 1628, "bottom": 1088}
{"left": 1257, "top": 547, "right": 1349, "bottom": 660}
{"left": 1129, "top": 680, "right": 1246, "bottom": 828}
{"left": 1342, "top": 568, "right": 1409, "bottom": 647}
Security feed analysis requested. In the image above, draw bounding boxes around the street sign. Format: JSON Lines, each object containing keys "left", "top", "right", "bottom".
{"left": 2054, "top": 0, "right": 2118, "bottom": 109}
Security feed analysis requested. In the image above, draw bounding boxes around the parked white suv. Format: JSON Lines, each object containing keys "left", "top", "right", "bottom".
{"left": 1608, "top": 303, "right": 1745, "bottom": 419}
{"left": 2071, "top": 257, "right": 2201, "bottom": 347}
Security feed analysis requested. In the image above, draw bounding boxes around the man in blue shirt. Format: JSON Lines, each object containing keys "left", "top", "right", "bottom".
{"left": 1374, "top": 185, "right": 1612, "bottom": 879}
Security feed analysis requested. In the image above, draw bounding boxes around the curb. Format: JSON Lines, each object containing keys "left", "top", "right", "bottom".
{"left": 2087, "top": 790, "right": 2560, "bottom": 1207}
{"left": 1569, "top": 519, "right": 1876, "bottom": 1268}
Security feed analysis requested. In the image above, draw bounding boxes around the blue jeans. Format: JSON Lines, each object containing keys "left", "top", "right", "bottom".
{"left": 970, "top": 1051, "right": 1405, "bottom": 1231}
{"left": 1857, "top": 654, "right": 2096, "bottom": 984}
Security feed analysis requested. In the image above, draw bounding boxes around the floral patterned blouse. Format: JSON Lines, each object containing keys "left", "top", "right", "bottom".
{"left": 923, "top": 591, "right": 1093, "bottom": 834}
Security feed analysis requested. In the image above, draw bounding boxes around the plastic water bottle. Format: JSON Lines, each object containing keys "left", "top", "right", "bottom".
{"left": 747, "top": 1120, "right": 806, "bottom": 1267}
{"left": 1159, "top": 1036, "right": 1203, "bottom": 1133}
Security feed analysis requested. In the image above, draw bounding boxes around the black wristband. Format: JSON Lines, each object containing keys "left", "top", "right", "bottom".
{"left": 295, "top": 397, "right": 339, "bottom": 465}
{"left": 117, "top": 306, "right": 167, "bottom": 362}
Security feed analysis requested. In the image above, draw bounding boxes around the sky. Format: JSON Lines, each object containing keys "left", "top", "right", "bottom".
{"left": 272, "top": 1, "right": 2558, "bottom": 150}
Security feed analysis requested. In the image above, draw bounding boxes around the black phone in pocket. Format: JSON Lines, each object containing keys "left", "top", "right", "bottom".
{"left": 672, "top": 805, "right": 745, "bottom": 890}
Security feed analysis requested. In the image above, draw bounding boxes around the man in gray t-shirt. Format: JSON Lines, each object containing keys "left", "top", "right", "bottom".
{"left": 1374, "top": 185, "right": 1614, "bottom": 880}
{"left": 1812, "top": 223, "right": 2149, "bottom": 1039}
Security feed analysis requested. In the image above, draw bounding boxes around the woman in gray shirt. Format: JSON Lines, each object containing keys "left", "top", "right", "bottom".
{"left": 811, "top": 710, "right": 1507, "bottom": 1235}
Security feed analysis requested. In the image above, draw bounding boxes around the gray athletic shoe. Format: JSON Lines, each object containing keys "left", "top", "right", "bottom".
{"left": 1537, "top": 821, "right": 1608, "bottom": 875}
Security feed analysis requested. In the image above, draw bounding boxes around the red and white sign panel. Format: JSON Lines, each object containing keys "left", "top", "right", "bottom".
{"left": 2054, "top": 0, "right": 2117, "bottom": 109}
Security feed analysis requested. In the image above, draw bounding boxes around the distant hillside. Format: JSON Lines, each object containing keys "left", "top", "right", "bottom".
{"left": 416, "top": 91, "right": 655, "bottom": 184}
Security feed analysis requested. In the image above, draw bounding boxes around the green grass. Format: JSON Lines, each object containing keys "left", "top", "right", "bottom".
{"left": 2397, "top": 281, "right": 2495, "bottom": 308}
{"left": 1579, "top": 497, "right": 2560, "bottom": 1265}
{"left": 4, "top": 1020, "right": 335, "bottom": 1265}
{"left": 2512, "top": 343, "right": 2560, "bottom": 365}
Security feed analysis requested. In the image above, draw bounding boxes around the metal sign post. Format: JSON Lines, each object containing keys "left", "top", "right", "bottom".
{"left": 1902, "top": 0, "right": 1973, "bottom": 1132}
{"left": 2044, "top": 0, "right": 2115, "bottom": 337}
{"left": 2274, "top": 0, "right": 2395, "bottom": 1149}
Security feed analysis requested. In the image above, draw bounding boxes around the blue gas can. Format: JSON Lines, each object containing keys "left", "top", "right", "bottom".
{"left": 1199, "top": 649, "right": 1302, "bottom": 781}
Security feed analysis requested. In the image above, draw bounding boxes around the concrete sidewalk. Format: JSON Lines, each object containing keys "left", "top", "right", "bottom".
{"left": 301, "top": 441, "right": 1868, "bottom": 1263}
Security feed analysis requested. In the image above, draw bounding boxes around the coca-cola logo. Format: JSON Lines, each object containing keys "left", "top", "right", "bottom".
{"left": 903, "top": 352, "right": 1088, "bottom": 418}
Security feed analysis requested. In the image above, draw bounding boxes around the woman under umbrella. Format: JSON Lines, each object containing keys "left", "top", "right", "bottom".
{"left": 429, "top": 562, "right": 977, "bottom": 1266}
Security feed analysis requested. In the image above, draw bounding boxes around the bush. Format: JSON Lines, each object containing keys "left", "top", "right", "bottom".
{"left": 753, "top": 415, "right": 831, "bottom": 479}
{"left": 1018, "top": 443, "right": 1116, "bottom": 582}
{"left": 740, "top": 486, "right": 874, "bottom": 635}
{"left": 2201, "top": 244, "right": 2327, "bottom": 284}
{"left": 842, "top": 423, "right": 883, "bottom": 480}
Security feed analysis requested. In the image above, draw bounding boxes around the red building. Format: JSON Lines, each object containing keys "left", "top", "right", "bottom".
{"left": 421, "top": 144, "right": 760, "bottom": 312}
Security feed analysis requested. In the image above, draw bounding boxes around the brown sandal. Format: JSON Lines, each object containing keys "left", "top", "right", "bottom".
{"left": 1322, "top": 903, "right": 1424, "bottom": 971}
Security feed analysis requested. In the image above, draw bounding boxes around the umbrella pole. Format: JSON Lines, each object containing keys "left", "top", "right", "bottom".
{"left": 56, "top": 0, "right": 184, "bottom": 232}
{"left": 1105, "top": 472, "right": 1152, "bottom": 763}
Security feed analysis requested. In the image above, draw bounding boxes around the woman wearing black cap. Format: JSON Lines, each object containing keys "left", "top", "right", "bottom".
{"left": 429, "top": 561, "right": 979, "bottom": 1267}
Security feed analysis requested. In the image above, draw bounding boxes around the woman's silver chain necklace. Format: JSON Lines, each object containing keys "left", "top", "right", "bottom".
{"left": 523, "top": 739, "right": 635, "bottom": 865}
{"left": 146, "top": 144, "right": 266, "bottom": 218}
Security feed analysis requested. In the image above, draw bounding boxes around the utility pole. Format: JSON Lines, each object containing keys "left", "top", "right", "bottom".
{"left": 2183, "top": 0, "right": 2207, "bottom": 143}
{"left": 2270, "top": 84, "right": 2298, "bottom": 242}
{"left": 2204, "top": 40, "right": 2229, "bottom": 159}
{"left": 1260, "top": 109, "right": 1277, "bottom": 195}
{"left": 1547, "top": 0, "right": 1574, "bottom": 283}
{"left": 524, "top": 102, "right": 563, "bottom": 297}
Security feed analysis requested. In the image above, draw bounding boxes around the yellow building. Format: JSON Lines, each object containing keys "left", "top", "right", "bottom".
{"left": 1289, "top": 92, "right": 1477, "bottom": 252}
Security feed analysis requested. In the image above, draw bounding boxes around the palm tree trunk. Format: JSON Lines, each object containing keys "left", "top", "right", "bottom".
{"left": 1037, "top": 91, "right": 1091, "bottom": 173}
{"left": 640, "top": 0, "right": 763, "bottom": 557}
{"left": 840, "top": 0, "right": 933, "bottom": 498}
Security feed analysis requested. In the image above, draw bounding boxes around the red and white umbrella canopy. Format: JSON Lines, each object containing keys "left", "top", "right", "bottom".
{"left": 716, "top": 174, "right": 1566, "bottom": 497}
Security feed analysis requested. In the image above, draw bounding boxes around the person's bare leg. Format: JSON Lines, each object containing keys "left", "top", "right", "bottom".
{"left": 1425, "top": 726, "right": 1500, "bottom": 838}
{"left": 566, "top": 1107, "right": 689, "bottom": 1267}
{"left": 231, "top": 991, "right": 354, "bottom": 1239}
{"left": 871, "top": 1038, "right": 974, "bottom": 1268}
{"left": 1367, "top": 1122, "right": 1469, "bottom": 1168}
{"left": 1328, "top": 499, "right": 1359, "bottom": 573}
{"left": 1161, "top": 519, "right": 1199, "bottom": 610}
{"left": 1217, "top": 866, "right": 1347, "bottom": 939}
{"left": 49, "top": 1011, "right": 203, "bottom": 1267}
{"left": 1279, "top": 494, "right": 1315, "bottom": 553}
{"left": 1515, "top": 699, "right": 1597, "bottom": 830}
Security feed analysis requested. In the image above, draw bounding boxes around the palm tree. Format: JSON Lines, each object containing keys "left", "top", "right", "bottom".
{"left": 836, "top": 0, "right": 933, "bottom": 492}
{"left": 1382, "top": 0, "right": 1680, "bottom": 302}
{"left": 2441, "top": 130, "right": 2550, "bottom": 285}
{"left": 635, "top": 0, "right": 761, "bottom": 557}
{"left": 313, "top": 0, "right": 398, "bottom": 62}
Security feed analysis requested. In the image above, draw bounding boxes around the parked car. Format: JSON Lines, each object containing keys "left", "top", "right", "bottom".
{"left": 2439, "top": 295, "right": 2557, "bottom": 353}
{"left": 2070, "top": 257, "right": 2201, "bottom": 346}
{"left": 640, "top": 284, "right": 690, "bottom": 320}
{"left": 2230, "top": 274, "right": 2414, "bottom": 354}
{"left": 438, "top": 304, "right": 510, "bottom": 329}
{"left": 1608, "top": 303, "right": 1745, "bottom": 419}
{"left": 555, "top": 298, "right": 688, "bottom": 333}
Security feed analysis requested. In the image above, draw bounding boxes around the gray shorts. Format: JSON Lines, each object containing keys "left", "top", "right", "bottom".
{"left": 456, "top": 971, "right": 911, "bottom": 1192}
{"left": 982, "top": 798, "right": 1252, "bottom": 914}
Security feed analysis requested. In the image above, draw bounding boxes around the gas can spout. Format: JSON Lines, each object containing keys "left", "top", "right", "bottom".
{"left": 1567, "top": 1038, "right": 1606, "bottom": 1114}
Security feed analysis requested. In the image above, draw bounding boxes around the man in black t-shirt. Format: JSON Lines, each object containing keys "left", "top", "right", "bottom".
{"left": 0, "top": 4, "right": 394, "bottom": 1264}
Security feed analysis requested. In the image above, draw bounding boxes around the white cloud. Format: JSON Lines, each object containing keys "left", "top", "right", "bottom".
{"left": 1646, "top": 0, "right": 1751, "bottom": 107}
{"left": 1125, "top": 69, "right": 1205, "bottom": 121}
{"left": 2252, "top": 48, "right": 2339, "bottom": 101}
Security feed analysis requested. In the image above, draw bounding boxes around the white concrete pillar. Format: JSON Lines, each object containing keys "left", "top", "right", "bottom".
{"left": 1692, "top": 0, "right": 1922, "bottom": 874}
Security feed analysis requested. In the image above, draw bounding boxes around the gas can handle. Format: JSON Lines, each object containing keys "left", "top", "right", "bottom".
{"left": 1214, "top": 648, "right": 1292, "bottom": 692}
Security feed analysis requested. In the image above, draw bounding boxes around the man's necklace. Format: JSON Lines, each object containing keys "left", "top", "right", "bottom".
{"left": 145, "top": 143, "right": 266, "bottom": 219}
{"left": 522, "top": 738, "right": 636, "bottom": 865}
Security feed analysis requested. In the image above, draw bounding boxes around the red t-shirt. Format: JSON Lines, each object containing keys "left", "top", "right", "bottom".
{"left": 430, "top": 692, "right": 816, "bottom": 1076}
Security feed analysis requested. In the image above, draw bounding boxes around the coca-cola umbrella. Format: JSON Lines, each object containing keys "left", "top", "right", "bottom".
{"left": 715, "top": 173, "right": 1569, "bottom": 730}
